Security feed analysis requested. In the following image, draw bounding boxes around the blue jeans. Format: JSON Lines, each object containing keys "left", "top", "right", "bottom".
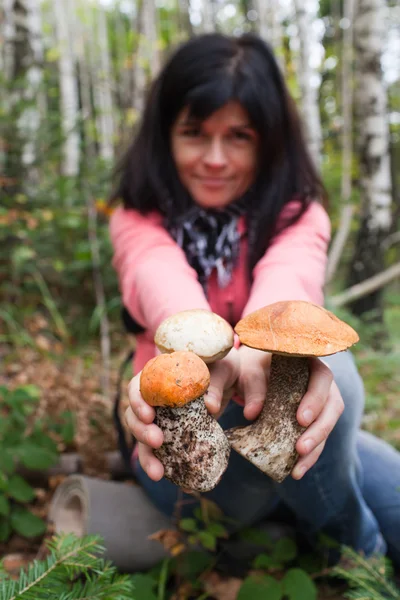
{"left": 135, "top": 351, "right": 400, "bottom": 566}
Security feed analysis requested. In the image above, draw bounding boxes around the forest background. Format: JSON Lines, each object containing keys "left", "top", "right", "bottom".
{"left": 0, "top": 0, "right": 400, "bottom": 598}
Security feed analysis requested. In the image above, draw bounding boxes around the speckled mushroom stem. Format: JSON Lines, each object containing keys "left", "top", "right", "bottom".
{"left": 226, "top": 355, "right": 309, "bottom": 483}
{"left": 154, "top": 395, "right": 231, "bottom": 492}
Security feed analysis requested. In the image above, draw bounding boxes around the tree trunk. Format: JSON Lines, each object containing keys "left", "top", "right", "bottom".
{"left": 94, "top": 4, "right": 115, "bottom": 162}
{"left": 132, "top": 0, "right": 160, "bottom": 118}
{"left": 252, "top": 0, "right": 285, "bottom": 72}
{"left": 177, "top": 0, "right": 193, "bottom": 38}
{"left": 326, "top": 0, "right": 356, "bottom": 282}
{"left": 54, "top": 0, "right": 80, "bottom": 176}
{"left": 347, "top": 0, "right": 392, "bottom": 319}
{"left": 1, "top": 0, "right": 45, "bottom": 190}
{"left": 19, "top": 0, "right": 45, "bottom": 181}
{"left": 293, "top": 0, "right": 323, "bottom": 169}
{"left": 201, "top": 0, "right": 217, "bottom": 33}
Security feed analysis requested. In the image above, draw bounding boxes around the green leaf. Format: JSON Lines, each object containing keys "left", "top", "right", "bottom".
{"left": 281, "top": 569, "right": 317, "bottom": 600}
{"left": 206, "top": 522, "right": 228, "bottom": 538}
{"left": 237, "top": 574, "right": 282, "bottom": 600}
{"left": 10, "top": 506, "right": 47, "bottom": 537}
{"left": 0, "top": 449, "right": 15, "bottom": 474}
{"left": 238, "top": 526, "right": 273, "bottom": 548}
{"left": 0, "top": 472, "right": 8, "bottom": 492}
{"left": 179, "top": 518, "right": 198, "bottom": 533}
{"left": 197, "top": 530, "right": 216, "bottom": 551}
{"left": 0, "top": 518, "right": 11, "bottom": 542}
{"left": 174, "top": 550, "right": 214, "bottom": 580}
{"left": 253, "top": 553, "right": 281, "bottom": 570}
{"left": 130, "top": 574, "right": 158, "bottom": 600}
{"left": 17, "top": 443, "right": 58, "bottom": 470}
{"left": 7, "top": 475, "right": 35, "bottom": 503}
{"left": 271, "top": 537, "right": 297, "bottom": 563}
{"left": 0, "top": 494, "right": 10, "bottom": 517}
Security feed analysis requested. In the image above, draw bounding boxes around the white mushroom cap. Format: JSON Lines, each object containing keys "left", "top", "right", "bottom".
{"left": 154, "top": 309, "right": 234, "bottom": 363}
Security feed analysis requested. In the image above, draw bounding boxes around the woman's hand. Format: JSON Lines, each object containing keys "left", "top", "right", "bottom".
{"left": 236, "top": 346, "right": 345, "bottom": 480}
{"left": 125, "top": 347, "right": 240, "bottom": 482}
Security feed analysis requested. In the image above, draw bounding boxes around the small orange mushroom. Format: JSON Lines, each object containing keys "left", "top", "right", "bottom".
{"left": 140, "top": 351, "right": 230, "bottom": 492}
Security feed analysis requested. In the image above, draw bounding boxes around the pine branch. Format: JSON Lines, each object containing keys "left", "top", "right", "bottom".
{"left": 0, "top": 534, "right": 135, "bottom": 600}
{"left": 332, "top": 546, "right": 400, "bottom": 600}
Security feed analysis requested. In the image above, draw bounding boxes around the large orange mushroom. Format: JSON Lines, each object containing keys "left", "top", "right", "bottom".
{"left": 226, "top": 300, "right": 359, "bottom": 482}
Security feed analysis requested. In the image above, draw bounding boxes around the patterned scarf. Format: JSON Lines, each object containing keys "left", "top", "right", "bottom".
{"left": 167, "top": 197, "right": 249, "bottom": 293}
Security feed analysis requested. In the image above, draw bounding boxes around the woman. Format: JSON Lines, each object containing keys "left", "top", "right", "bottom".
{"left": 109, "top": 33, "right": 400, "bottom": 567}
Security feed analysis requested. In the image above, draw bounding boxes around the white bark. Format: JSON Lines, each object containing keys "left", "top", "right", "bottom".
{"left": 354, "top": 0, "right": 392, "bottom": 232}
{"left": 54, "top": 0, "right": 80, "bottom": 176}
{"left": 1, "top": 0, "right": 16, "bottom": 175}
{"left": 94, "top": 2, "right": 115, "bottom": 162}
{"left": 253, "top": 0, "right": 285, "bottom": 73}
{"left": 293, "top": 0, "right": 323, "bottom": 169}
{"left": 19, "top": 0, "right": 45, "bottom": 171}
{"left": 73, "top": 0, "right": 96, "bottom": 152}
{"left": 326, "top": 0, "right": 356, "bottom": 282}
{"left": 201, "top": 0, "right": 217, "bottom": 33}
{"left": 1, "top": 0, "right": 16, "bottom": 82}
{"left": 114, "top": 6, "right": 130, "bottom": 111}
{"left": 177, "top": 0, "right": 193, "bottom": 38}
{"left": 132, "top": 0, "right": 160, "bottom": 116}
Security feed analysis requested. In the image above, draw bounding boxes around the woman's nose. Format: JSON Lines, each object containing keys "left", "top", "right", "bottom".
{"left": 203, "top": 138, "right": 227, "bottom": 168}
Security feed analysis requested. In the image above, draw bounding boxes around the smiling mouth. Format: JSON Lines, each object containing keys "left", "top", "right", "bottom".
{"left": 197, "top": 177, "right": 230, "bottom": 186}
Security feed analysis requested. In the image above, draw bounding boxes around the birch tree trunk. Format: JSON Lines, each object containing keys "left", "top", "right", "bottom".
{"left": 177, "top": 0, "right": 193, "bottom": 39}
{"left": 74, "top": 0, "right": 96, "bottom": 156}
{"left": 293, "top": 0, "right": 323, "bottom": 169}
{"left": 326, "top": 0, "right": 356, "bottom": 282}
{"left": 93, "top": 3, "right": 115, "bottom": 162}
{"left": 201, "top": 0, "right": 217, "bottom": 33}
{"left": 1, "top": 0, "right": 16, "bottom": 183}
{"left": 19, "top": 0, "right": 45, "bottom": 179}
{"left": 347, "top": 0, "right": 392, "bottom": 319}
{"left": 54, "top": 0, "right": 80, "bottom": 176}
{"left": 252, "top": 0, "right": 285, "bottom": 72}
{"left": 1, "top": 0, "right": 45, "bottom": 188}
{"left": 132, "top": 0, "right": 160, "bottom": 117}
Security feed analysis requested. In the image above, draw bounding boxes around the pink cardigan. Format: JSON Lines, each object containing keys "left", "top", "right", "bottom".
{"left": 110, "top": 201, "right": 331, "bottom": 374}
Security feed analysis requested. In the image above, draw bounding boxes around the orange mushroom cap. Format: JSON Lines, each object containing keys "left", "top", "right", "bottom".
{"left": 235, "top": 300, "right": 359, "bottom": 357}
{"left": 140, "top": 351, "right": 210, "bottom": 408}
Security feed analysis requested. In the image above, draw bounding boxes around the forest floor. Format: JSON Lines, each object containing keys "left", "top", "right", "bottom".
{"left": 1, "top": 307, "right": 399, "bottom": 598}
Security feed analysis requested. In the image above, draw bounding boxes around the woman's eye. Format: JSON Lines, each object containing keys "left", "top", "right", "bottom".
{"left": 233, "top": 130, "right": 252, "bottom": 141}
{"left": 181, "top": 127, "right": 201, "bottom": 137}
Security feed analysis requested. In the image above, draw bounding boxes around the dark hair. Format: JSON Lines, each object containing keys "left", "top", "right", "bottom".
{"left": 110, "top": 33, "right": 327, "bottom": 276}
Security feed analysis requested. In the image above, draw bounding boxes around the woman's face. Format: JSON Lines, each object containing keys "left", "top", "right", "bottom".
{"left": 171, "top": 101, "right": 259, "bottom": 209}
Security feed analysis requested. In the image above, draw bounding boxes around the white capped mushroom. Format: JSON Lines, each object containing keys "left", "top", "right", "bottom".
{"left": 155, "top": 309, "right": 234, "bottom": 364}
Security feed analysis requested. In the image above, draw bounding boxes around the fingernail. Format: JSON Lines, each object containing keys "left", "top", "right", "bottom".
{"left": 293, "top": 465, "right": 307, "bottom": 479}
{"left": 206, "top": 396, "right": 218, "bottom": 411}
{"left": 303, "top": 438, "right": 314, "bottom": 452}
{"left": 302, "top": 409, "right": 314, "bottom": 425}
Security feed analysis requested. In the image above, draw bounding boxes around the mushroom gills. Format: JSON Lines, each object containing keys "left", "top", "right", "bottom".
{"left": 154, "top": 395, "right": 231, "bottom": 492}
{"left": 226, "top": 355, "right": 309, "bottom": 483}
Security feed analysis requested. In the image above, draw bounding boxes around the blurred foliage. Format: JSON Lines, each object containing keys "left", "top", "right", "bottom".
{"left": 0, "top": 385, "right": 74, "bottom": 542}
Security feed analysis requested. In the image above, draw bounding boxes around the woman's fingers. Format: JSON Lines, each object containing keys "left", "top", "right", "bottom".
{"left": 128, "top": 375, "right": 155, "bottom": 423}
{"left": 204, "top": 348, "right": 240, "bottom": 417}
{"left": 124, "top": 406, "right": 163, "bottom": 448}
{"left": 296, "top": 358, "right": 334, "bottom": 427}
{"left": 292, "top": 440, "right": 326, "bottom": 480}
{"left": 237, "top": 346, "right": 271, "bottom": 420}
{"left": 138, "top": 442, "right": 164, "bottom": 481}
{"left": 296, "top": 380, "right": 344, "bottom": 457}
{"left": 126, "top": 372, "right": 165, "bottom": 481}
